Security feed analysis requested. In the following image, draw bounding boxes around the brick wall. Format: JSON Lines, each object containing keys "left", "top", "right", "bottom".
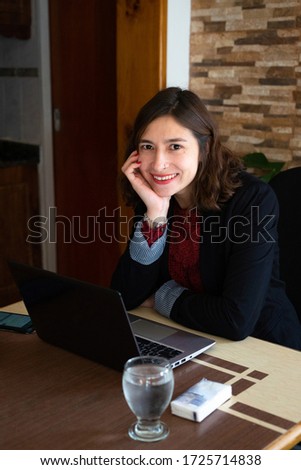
{"left": 189, "top": 0, "right": 301, "bottom": 166}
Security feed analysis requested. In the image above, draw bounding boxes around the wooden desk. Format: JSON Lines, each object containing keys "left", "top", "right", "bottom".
{"left": 1, "top": 303, "right": 301, "bottom": 450}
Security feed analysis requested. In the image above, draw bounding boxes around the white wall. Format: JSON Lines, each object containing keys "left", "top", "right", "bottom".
{"left": 36, "top": 0, "right": 56, "bottom": 272}
{"left": 166, "top": 0, "right": 191, "bottom": 89}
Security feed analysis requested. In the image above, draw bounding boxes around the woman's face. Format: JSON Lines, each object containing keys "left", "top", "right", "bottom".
{"left": 137, "top": 115, "right": 200, "bottom": 208}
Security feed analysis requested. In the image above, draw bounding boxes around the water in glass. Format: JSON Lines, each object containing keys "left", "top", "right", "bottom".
{"left": 122, "top": 356, "right": 174, "bottom": 442}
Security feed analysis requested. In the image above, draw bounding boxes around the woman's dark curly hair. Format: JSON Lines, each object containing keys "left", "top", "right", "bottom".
{"left": 121, "top": 87, "right": 243, "bottom": 212}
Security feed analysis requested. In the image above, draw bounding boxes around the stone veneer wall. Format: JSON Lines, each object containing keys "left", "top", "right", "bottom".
{"left": 189, "top": 0, "right": 301, "bottom": 166}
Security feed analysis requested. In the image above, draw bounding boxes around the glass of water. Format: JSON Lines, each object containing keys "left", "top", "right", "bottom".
{"left": 122, "top": 356, "right": 174, "bottom": 442}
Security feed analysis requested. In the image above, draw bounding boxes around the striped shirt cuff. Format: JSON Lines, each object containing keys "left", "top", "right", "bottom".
{"left": 155, "top": 280, "right": 187, "bottom": 318}
{"left": 129, "top": 220, "right": 167, "bottom": 265}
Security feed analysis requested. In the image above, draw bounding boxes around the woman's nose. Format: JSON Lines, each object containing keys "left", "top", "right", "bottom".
{"left": 152, "top": 149, "right": 168, "bottom": 171}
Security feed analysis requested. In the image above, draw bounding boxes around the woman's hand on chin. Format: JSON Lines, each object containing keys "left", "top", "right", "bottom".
{"left": 122, "top": 151, "right": 170, "bottom": 217}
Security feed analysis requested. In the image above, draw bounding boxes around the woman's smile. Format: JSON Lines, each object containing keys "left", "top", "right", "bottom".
{"left": 151, "top": 172, "right": 179, "bottom": 183}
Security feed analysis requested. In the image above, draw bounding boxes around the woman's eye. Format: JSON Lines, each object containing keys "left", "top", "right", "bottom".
{"left": 171, "top": 144, "right": 182, "bottom": 150}
{"left": 140, "top": 144, "right": 153, "bottom": 151}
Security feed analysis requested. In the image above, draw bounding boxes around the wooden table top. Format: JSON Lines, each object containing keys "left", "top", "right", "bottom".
{"left": 1, "top": 302, "right": 301, "bottom": 450}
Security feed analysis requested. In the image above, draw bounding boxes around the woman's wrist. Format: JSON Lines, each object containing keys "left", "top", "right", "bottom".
{"left": 143, "top": 212, "right": 168, "bottom": 229}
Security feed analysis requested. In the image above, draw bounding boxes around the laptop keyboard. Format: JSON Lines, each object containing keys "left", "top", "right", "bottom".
{"left": 136, "top": 336, "right": 182, "bottom": 359}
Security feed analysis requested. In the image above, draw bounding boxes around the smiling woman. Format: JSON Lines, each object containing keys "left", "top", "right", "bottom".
{"left": 111, "top": 87, "right": 301, "bottom": 351}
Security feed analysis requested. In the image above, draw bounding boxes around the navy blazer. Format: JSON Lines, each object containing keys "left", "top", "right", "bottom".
{"left": 111, "top": 172, "right": 301, "bottom": 350}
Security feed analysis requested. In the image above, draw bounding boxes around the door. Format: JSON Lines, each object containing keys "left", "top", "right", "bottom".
{"left": 49, "top": 0, "right": 120, "bottom": 286}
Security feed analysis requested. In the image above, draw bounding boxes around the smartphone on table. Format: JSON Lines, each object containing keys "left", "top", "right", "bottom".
{"left": 0, "top": 311, "right": 34, "bottom": 334}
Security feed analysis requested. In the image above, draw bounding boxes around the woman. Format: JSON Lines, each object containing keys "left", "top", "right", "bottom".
{"left": 111, "top": 87, "right": 301, "bottom": 350}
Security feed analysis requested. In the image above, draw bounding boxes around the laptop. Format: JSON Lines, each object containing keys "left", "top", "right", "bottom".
{"left": 8, "top": 261, "right": 215, "bottom": 371}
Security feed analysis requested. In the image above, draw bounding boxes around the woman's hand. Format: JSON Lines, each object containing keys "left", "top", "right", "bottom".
{"left": 140, "top": 295, "right": 155, "bottom": 308}
{"left": 122, "top": 151, "right": 170, "bottom": 218}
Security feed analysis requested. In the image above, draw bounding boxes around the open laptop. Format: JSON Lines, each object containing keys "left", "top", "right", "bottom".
{"left": 8, "top": 261, "right": 215, "bottom": 371}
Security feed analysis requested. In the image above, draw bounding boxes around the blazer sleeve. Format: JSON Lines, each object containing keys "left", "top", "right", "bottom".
{"left": 170, "top": 180, "right": 280, "bottom": 341}
{"left": 110, "top": 215, "right": 168, "bottom": 309}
